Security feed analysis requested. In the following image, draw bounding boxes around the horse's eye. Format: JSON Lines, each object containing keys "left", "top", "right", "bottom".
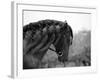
{"left": 58, "top": 52, "right": 63, "bottom": 56}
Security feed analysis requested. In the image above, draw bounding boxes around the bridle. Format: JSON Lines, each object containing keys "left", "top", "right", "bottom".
{"left": 48, "top": 47, "right": 63, "bottom": 57}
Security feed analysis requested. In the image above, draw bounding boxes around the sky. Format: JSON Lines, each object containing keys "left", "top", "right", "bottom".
{"left": 23, "top": 11, "right": 91, "bottom": 33}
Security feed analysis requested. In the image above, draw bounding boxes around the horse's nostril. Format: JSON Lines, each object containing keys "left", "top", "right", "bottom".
{"left": 58, "top": 56, "right": 68, "bottom": 62}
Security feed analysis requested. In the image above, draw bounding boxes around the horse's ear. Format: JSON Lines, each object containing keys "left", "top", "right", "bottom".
{"left": 64, "top": 20, "right": 68, "bottom": 27}
{"left": 64, "top": 20, "right": 73, "bottom": 45}
{"left": 64, "top": 20, "right": 67, "bottom": 24}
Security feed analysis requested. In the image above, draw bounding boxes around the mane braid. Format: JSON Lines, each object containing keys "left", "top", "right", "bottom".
{"left": 23, "top": 19, "right": 68, "bottom": 40}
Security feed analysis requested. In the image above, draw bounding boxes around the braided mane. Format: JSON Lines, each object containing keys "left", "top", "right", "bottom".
{"left": 23, "top": 19, "right": 72, "bottom": 41}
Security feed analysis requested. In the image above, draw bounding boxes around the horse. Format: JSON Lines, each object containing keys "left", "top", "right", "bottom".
{"left": 23, "top": 19, "right": 73, "bottom": 69}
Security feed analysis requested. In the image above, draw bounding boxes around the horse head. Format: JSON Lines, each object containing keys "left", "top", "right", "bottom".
{"left": 53, "top": 21, "right": 73, "bottom": 63}
{"left": 23, "top": 20, "right": 73, "bottom": 68}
